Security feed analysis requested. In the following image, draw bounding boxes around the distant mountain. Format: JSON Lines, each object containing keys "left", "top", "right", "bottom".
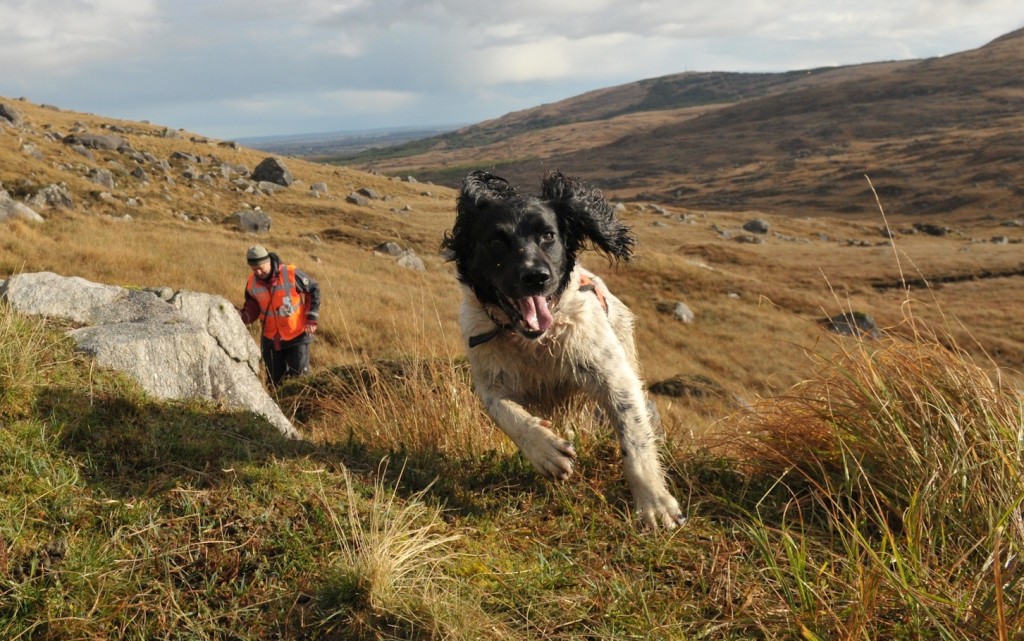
{"left": 239, "top": 125, "right": 464, "bottom": 159}
{"left": 333, "top": 27, "right": 1024, "bottom": 221}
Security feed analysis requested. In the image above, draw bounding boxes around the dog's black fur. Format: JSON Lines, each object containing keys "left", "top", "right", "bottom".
{"left": 443, "top": 170, "right": 634, "bottom": 338}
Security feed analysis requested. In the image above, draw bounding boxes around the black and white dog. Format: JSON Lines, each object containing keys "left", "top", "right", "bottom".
{"left": 443, "top": 170, "right": 685, "bottom": 528}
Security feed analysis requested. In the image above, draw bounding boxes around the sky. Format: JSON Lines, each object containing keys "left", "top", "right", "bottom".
{"left": 2, "top": 1, "right": 1023, "bottom": 141}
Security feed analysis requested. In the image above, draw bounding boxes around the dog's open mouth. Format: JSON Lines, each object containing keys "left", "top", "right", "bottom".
{"left": 515, "top": 295, "right": 554, "bottom": 337}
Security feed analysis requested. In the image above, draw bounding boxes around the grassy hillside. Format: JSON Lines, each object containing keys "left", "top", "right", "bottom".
{"left": 344, "top": 29, "right": 1024, "bottom": 225}
{"left": 1, "top": 96, "right": 1022, "bottom": 638}
{"left": 332, "top": 62, "right": 910, "bottom": 165}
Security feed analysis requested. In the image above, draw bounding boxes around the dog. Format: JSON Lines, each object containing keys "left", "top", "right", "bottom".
{"left": 442, "top": 170, "right": 686, "bottom": 529}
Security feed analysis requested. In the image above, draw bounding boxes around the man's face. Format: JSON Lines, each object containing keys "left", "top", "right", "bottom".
{"left": 250, "top": 258, "right": 272, "bottom": 279}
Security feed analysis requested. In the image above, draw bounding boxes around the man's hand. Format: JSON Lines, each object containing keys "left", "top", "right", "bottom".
{"left": 305, "top": 320, "right": 318, "bottom": 334}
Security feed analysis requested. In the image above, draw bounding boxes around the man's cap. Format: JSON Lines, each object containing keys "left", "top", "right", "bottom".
{"left": 246, "top": 245, "right": 270, "bottom": 264}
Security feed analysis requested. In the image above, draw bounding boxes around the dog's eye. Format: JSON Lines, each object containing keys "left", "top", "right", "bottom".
{"left": 541, "top": 231, "right": 556, "bottom": 243}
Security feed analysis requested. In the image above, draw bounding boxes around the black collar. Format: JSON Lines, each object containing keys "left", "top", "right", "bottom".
{"left": 468, "top": 307, "right": 516, "bottom": 348}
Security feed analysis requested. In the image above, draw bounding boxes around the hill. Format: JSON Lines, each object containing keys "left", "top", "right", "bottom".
{"left": 343, "top": 28, "right": 1024, "bottom": 222}
{"left": 1, "top": 91, "right": 1022, "bottom": 639}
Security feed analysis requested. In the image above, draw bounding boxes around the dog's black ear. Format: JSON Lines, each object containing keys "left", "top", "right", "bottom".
{"left": 458, "top": 170, "right": 517, "bottom": 212}
{"left": 541, "top": 170, "right": 634, "bottom": 261}
{"left": 442, "top": 171, "right": 518, "bottom": 276}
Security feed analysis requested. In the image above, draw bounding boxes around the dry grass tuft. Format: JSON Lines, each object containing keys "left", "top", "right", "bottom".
{"left": 730, "top": 319, "right": 1024, "bottom": 637}
{"left": 279, "top": 355, "right": 511, "bottom": 457}
{"left": 316, "top": 468, "right": 512, "bottom": 640}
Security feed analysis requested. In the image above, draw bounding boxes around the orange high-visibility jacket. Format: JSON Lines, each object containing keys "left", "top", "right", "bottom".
{"left": 246, "top": 264, "right": 308, "bottom": 342}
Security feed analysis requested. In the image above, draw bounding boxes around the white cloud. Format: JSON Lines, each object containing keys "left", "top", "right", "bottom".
{"left": 2, "top": 0, "right": 1022, "bottom": 137}
{"left": 0, "top": 0, "right": 158, "bottom": 72}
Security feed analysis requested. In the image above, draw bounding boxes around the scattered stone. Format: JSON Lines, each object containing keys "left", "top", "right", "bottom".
{"left": 63, "top": 133, "right": 131, "bottom": 152}
{"left": 656, "top": 300, "right": 695, "bottom": 323}
{"left": 649, "top": 373, "right": 723, "bottom": 399}
{"left": 0, "top": 190, "right": 45, "bottom": 223}
{"left": 819, "top": 311, "right": 881, "bottom": 339}
{"left": 397, "top": 253, "right": 425, "bottom": 271}
{"left": 374, "top": 242, "right": 405, "bottom": 256}
{"left": 671, "top": 302, "right": 695, "bottom": 323}
{"left": 87, "top": 168, "right": 116, "bottom": 189}
{"left": 356, "top": 187, "right": 381, "bottom": 199}
{"left": 734, "top": 234, "right": 763, "bottom": 244}
{"left": 742, "top": 219, "right": 771, "bottom": 234}
{"left": 251, "top": 157, "right": 293, "bottom": 187}
{"left": 257, "top": 181, "right": 285, "bottom": 194}
{"left": 21, "top": 142, "right": 44, "bottom": 160}
{"left": 913, "top": 222, "right": 950, "bottom": 237}
{"left": 219, "top": 162, "right": 248, "bottom": 178}
{"left": 346, "top": 192, "right": 370, "bottom": 206}
{"left": 222, "top": 209, "right": 271, "bottom": 233}
{"left": 70, "top": 145, "right": 95, "bottom": 160}
{"left": 0, "top": 103, "right": 23, "bottom": 127}
{"left": 170, "top": 151, "right": 201, "bottom": 164}
{"left": 27, "top": 183, "right": 74, "bottom": 210}
{"left": 310, "top": 182, "right": 329, "bottom": 195}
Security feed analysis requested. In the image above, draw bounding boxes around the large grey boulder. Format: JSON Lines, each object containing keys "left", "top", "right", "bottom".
{"left": 0, "top": 272, "right": 298, "bottom": 439}
{"left": 62, "top": 133, "right": 132, "bottom": 152}
{"left": 251, "top": 157, "right": 293, "bottom": 187}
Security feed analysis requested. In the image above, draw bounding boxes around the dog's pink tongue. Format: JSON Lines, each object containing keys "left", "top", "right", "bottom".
{"left": 518, "top": 296, "right": 553, "bottom": 332}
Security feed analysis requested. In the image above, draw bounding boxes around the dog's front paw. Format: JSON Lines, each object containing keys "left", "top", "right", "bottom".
{"left": 634, "top": 488, "right": 687, "bottom": 530}
{"left": 518, "top": 419, "right": 576, "bottom": 480}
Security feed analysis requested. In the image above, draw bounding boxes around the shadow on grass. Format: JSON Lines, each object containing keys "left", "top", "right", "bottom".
{"left": 320, "top": 435, "right": 558, "bottom": 521}
{"left": 41, "top": 379, "right": 550, "bottom": 521}
{"left": 42, "top": 385, "right": 315, "bottom": 499}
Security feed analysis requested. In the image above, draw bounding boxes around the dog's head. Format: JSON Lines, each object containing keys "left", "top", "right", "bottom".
{"left": 442, "top": 170, "right": 634, "bottom": 339}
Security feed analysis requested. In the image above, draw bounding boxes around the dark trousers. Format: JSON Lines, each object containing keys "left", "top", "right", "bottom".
{"left": 261, "top": 337, "right": 310, "bottom": 387}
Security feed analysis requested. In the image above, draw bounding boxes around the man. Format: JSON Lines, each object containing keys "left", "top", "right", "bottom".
{"left": 239, "top": 245, "right": 321, "bottom": 387}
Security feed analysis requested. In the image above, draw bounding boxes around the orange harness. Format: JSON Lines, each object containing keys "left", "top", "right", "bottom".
{"left": 468, "top": 273, "right": 608, "bottom": 348}
{"left": 577, "top": 273, "right": 608, "bottom": 314}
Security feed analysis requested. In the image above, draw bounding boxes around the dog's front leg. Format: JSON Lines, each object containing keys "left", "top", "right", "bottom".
{"left": 476, "top": 384, "right": 577, "bottom": 480}
{"left": 586, "top": 355, "right": 686, "bottom": 529}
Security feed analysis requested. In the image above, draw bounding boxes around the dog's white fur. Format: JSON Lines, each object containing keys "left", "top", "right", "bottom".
{"left": 459, "top": 265, "right": 685, "bottom": 529}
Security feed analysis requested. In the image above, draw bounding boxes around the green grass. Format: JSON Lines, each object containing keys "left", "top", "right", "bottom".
{"left": 1, "top": 298, "right": 1021, "bottom": 639}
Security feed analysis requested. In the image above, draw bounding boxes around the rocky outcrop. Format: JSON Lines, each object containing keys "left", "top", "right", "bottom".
{"left": 0, "top": 189, "right": 45, "bottom": 223}
{"left": 0, "top": 272, "right": 298, "bottom": 439}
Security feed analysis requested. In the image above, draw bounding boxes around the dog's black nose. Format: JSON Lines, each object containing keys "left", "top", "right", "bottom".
{"left": 520, "top": 267, "right": 551, "bottom": 287}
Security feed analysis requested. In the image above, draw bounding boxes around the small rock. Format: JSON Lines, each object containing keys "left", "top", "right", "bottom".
{"left": 743, "top": 218, "right": 770, "bottom": 234}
